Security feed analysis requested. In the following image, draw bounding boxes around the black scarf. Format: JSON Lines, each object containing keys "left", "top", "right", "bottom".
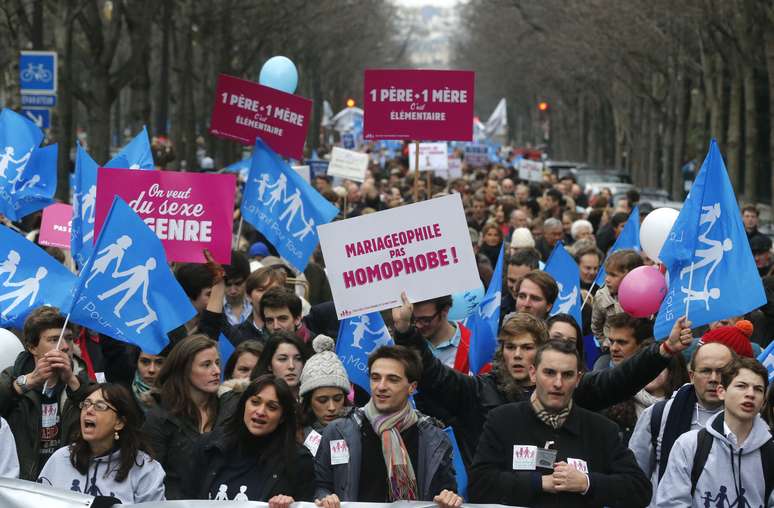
{"left": 658, "top": 384, "right": 697, "bottom": 479}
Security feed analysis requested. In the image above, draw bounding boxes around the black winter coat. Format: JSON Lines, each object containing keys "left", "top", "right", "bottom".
{"left": 470, "top": 401, "right": 652, "bottom": 508}
{"left": 185, "top": 430, "right": 315, "bottom": 501}
{"left": 198, "top": 309, "right": 268, "bottom": 347}
{"left": 395, "top": 328, "right": 671, "bottom": 468}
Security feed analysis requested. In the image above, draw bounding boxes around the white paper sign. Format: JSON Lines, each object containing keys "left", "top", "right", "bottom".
{"left": 330, "top": 439, "right": 350, "bottom": 465}
{"left": 567, "top": 457, "right": 589, "bottom": 473}
{"left": 444, "top": 157, "right": 463, "bottom": 179}
{"left": 513, "top": 445, "right": 537, "bottom": 470}
{"left": 408, "top": 142, "right": 448, "bottom": 172}
{"left": 518, "top": 159, "right": 544, "bottom": 182}
{"left": 304, "top": 429, "right": 322, "bottom": 456}
{"left": 327, "top": 147, "right": 368, "bottom": 182}
{"left": 318, "top": 194, "right": 480, "bottom": 319}
{"left": 292, "top": 165, "right": 311, "bottom": 184}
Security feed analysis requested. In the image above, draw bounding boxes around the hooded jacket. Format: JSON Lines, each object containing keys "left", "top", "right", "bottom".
{"left": 314, "top": 407, "right": 456, "bottom": 501}
{"left": 655, "top": 411, "right": 774, "bottom": 508}
{"left": 37, "top": 446, "right": 165, "bottom": 503}
{"left": 0, "top": 351, "right": 92, "bottom": 480}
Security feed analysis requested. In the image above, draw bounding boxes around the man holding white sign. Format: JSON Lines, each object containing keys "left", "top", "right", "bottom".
{"left": 317, "top": 194, "right": 479, "bottom": 319}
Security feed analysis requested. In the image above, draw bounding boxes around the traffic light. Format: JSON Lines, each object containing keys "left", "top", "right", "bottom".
{"left": 538, "top": 101, "right": 549, "bottom": 112}
{"left": 346, "top": 98, "right": 356, "bottom": 108}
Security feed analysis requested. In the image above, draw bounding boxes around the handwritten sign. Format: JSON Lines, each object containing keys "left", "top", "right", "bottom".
{"left": 209, "top": 74, "right": 312, "bottom": 160}
{"left": 408, "top": 142, "right": 448, "bottom": 172}
{"left": 94, "top": 169, "right": 235, "bottom": 264}
{"left": 318, "top": 194, "right": 479, "bottom": 319}
{"left": 363, "top": 69, "right": 474, "bottom": 141}
{"left": 327, "top": 147, "right": 369, "bottom": 182}
{"left": 38, "top": 202, "right": 72, "bottom": 249}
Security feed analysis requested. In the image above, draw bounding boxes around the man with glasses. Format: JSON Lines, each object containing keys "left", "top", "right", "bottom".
{"left": 0, "top": 307, "right": 92, "bottom": 479}
{"left": 629, "top": 336, "right": 738, "bottom": 506}
{"left": 411, "top": 295, "right": 460, "bottom": 368}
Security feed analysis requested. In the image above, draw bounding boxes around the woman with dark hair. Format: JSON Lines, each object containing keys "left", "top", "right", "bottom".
{"left": 37, "top": 384, "right": 165, "bottom": 503}
{"left": 141, "top": 334, "right": 232, "bottom": 499}
{"left": 251, "top": 331, "right": 310, "bottom": 399}
{"left": 224, "top": 340, "right": 263, "bottom": 381}
{"left": 298, "top": 336, "right": 351, "bottom": 447}
{"left": 130, "top": 349, "right": 165, "bottom": 412}
{"left": 186, "top": 375, "right": 314, "bottom": 502}
{"left": 546, "top": 313, "right": 585, "bottom": 367}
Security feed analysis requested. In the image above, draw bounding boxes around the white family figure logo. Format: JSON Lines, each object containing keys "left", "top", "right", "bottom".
{"left": 0, "top": 146, "right": 34, "bottom": 192}
{"left": 253, "top": 172, "right": 317, "bottom": 240}
{"left": 0, "top": 265, "right": 47, "bottom": 317}
{"left": 479, "top": 290, "right": 502, "bottom": 319}
{"left": 679, "top": 202, "right": 733, "bottom": 310}
{"left": 554, "top": 282, "right": 578, "bottom": 315}
{"left": 350, "top": 314, "right": 392, "bottom": 353}
{"left": 0, "top": 250, "right": 20, "bottom": 284}
{"left": 86, "top": 235, "right": 159, "bottom": 333}
{"left": 80, "top": 185, "right": 97, "bottom": 241}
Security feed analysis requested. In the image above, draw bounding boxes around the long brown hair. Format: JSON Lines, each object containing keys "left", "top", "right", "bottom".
{"left": 70, "top": 384, "right": 152, "bottom": 482}
{"left": 156, "top": 334, "right": 219, "bottom": 429}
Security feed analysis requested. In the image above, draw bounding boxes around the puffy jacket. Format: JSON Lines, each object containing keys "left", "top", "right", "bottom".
{"left": 0, "top": 351, "right": 92, "bottom": 480}
{"left": 314, "top": 407, "right": 456, "bottom": 501}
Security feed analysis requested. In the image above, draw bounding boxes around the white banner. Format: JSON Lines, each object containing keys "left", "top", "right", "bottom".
{"left": 518, "top": 159, "right": 544, "bottom": 183}
{"left": 327, "top": 147, "right": 368, "bottom": 182}
{"left": 408, "top": 143, "right": 448, "bottom": 172}
{"left": 318, "top": 194, "right": 479, "bottom": 319}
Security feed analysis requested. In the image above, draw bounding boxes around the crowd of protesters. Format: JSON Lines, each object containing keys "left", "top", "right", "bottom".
{"left": 0, "top": 141, "right": 772, "bottom": 507}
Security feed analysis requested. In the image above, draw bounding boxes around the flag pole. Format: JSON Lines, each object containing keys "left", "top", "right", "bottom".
{"left": 684, "top": 263, "right": 695, "bottom": 320}
{"left": 581, "top": 282, "right": 596, "bottom": 310}
{"left": 413, "top": 140, "right": 420, "bottom": 202}
{"left": 42, "top": 311, "right": 72, "bottom": 393}
{"left": 233, "top": 217, "right": 243, "bottom": 250}
{"left": 426, "top": 169, "right": 432, "bottom": 200}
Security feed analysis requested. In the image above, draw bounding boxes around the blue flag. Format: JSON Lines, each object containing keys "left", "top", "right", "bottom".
{"left": 594, "top": 205, "right": 640, "bottom": 287}
{"left": 654, "top": 140, "right": 765, "bottom": 339}
{"left": 758, "top": 341, "right": 774, "bottom": 382}
{"left": 336, "top": 311, "right": 394, "bottom": 393}
{"left": 0, "top": 226, "right": 77, "bottom": 328}
{"left": 545, "top": 241, "right": 583, "bottom": 328}
{"left": 218, "top": 332, "right": 236, "bottom": 380}
{"left": 465, "top": 243, "right": 504, "bottom": 374}
{"left": 71, "top": 143, "right": 99, "bottom": 267}
{"left": 0, "top": 108, "right": 56, "bottom": 220}
{"left": 443, "top": 426, "right": 468, "bottom": 500}
{"left": 224, "top": 157, "right": 252, "bottom": 183}
{"left": 66, "top": 196, "right": 196, "bottom": 354}
{"left": 105, "top": 126, "right": 155, "bottom": 170}
{"left": 241, "top": 138, "right": 339, "bottom": 271}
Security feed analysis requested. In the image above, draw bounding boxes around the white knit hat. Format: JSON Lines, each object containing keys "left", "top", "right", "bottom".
{"left": 299, "top": 335, "right": 350, "bottom": 397}
{"left": 510, "top": 227, "right": 535, "bottom": 249}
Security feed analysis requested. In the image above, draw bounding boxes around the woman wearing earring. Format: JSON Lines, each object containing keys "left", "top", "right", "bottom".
{"left": 37, "top": 384, "right": 165, "bottom": 503}
{"left": 142, "top": 334, "right": 232, "bottom": 499}
{"left": 186, "top": 374, "right": 314, "bottom": 503}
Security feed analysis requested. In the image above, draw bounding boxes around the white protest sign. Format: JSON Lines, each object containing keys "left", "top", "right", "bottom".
{"left": 292, "top": 164, "right": 311, "bottom": 184}
{"left": 408, "top": 142, "right": 448, "bottom": 172}
{"left": 327, "top": 147, "right": 368, "bottom": 182}
{"left": 518, "top": 159, "right": 544, "bottom": 182}
{"left": 318, "top": 193, "right": 479, "bottom": 319}
{"left": 445, "top": 157, "right": 463, "bottom": 179}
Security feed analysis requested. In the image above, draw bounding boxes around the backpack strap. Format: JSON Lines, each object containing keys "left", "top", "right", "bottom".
{"left": 649, "top": 399, "right": 667, "bottom": 476}
{"left": 690, "top": 429, "right": 714, "bottom": 498}
{"left": 761, "top": 438, "right": 774, "bottom": 503}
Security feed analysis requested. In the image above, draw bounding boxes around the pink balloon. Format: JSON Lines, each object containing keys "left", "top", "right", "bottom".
{"left": 618, "top": 266, "right": 667, "bottom": 318}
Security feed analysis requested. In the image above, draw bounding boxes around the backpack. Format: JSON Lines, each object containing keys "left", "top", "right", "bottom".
{"left": 648, "top": 399, "right": 668, "bottom": 476}
{"left": 688, "top": 428, "right": 774, "bottom": 502}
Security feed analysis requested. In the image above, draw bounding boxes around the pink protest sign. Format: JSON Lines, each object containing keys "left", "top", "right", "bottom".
{"left": 38, "top": 203, "right": 73, "bottom": 249}
{"left": 210, "top": 74, "right": 312, "bottom": 160}
{"left": 94, "top": 169, "right": 236, "bottom": 264}
{"left": 363, "top": 69, "right": 475, "bottom": 141}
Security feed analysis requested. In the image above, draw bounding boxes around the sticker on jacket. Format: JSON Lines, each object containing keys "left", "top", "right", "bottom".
{"left": 512, "top": 445, "right": 537, "bottom": 470}
{"left": 330, "top": 439, "right": 350, "bottom": 465}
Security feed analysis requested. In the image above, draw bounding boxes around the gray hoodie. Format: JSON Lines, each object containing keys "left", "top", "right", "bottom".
{"left": 37, "top": 446, "right": 166, "bottom": 504}
{"left": 0, "top": 417, "right": 19, "bottom": 478}
{"left": 655, "top": 411, "right": 773, "bottom": 508}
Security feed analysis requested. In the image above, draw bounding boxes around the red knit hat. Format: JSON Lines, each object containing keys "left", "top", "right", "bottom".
{"left": 700, "top": 320, "right": 754, "bottom": 358}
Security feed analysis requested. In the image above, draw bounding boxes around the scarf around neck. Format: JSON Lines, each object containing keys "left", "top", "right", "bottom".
{"left": 530, "top": 391, "right": 572, "bottom": 430}
{"left": 132, "top": 371, "right": 151, "bottom": 401}
{"left": 362, "top": 400, "right": 419, "bottom": 501}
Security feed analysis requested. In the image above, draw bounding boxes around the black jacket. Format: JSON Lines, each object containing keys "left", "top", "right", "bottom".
{"left": 395, "top": 328, "right": 671, "bottom": 468}
{"left": 470, "top": 401, "right": 651, "bottom": 507}
{"left": 198, "top": 309, "right": 267, "bottom": 347}
{"left": 140, "top": 393, "right": 235, "bottom": 499}
{"left": 186, "top": 429, "right": 315, "bottom": 501}
{"left": 0, "top": 351, "right": 92, "bottom": 480}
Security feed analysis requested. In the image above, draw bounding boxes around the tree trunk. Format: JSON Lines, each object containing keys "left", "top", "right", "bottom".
{"left": 726, "top": 72, "right": 742, "bottom": 191}
{"left": 155, "top": 0, "right": 172, "bottom": 136}
{"left": 766, "top": 6, "right": 774, "bottom": 211}
{"left": 88, "top": 73, "right": 113, "bottom": 163}
{"left": 671, "top": 72, "right": 688, "bottom": 200}
{"left": 742, "top": 64, "right": 758, "bottom": 203}
{"left": 55, "top": 1, "right": 76, "bottom": 201}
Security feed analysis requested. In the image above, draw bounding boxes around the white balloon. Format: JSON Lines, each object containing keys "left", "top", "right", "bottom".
{"left": 0, "top": 328, "right": 23, "bottom": 372}
{"left": 640, "top": 207, "right": 680, "bottom": 262}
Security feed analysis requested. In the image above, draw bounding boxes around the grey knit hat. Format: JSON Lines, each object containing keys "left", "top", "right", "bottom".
{"left": 299, "top": 335, "right": 350, "bottom": 397}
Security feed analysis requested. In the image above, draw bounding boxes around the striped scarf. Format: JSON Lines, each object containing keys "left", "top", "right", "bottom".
{"left": 362, "top": 400, "right": 419, "bottom": 501}
{"left": 530, "top": 391, "right": 572, "bottom": 430}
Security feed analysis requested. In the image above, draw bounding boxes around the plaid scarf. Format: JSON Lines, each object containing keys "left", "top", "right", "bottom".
{"left": 362, "top": 400, "right": 419, "bottom": 501}
{"left": 530, "top": 391, "right": 572, "bottom": 430}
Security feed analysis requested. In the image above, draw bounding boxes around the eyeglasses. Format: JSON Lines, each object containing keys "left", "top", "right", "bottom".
{"left": 79, "top": 400, "right": 117, "bottom": 413}
{"left": 411, "top": 310, "right": 441, "bottom": 327}
{"left": 692, "top": 367, "right": 725, "bottom": 379}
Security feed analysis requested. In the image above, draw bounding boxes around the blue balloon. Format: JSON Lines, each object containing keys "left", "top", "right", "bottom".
{"left": 259, "top": 56, "right": 298, "bottom": 94}
{"left": 448, "top": 285, "right": 486, "bottom": 321}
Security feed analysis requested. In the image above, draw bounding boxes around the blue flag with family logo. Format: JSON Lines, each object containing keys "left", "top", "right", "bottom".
{"left": 224, "top": 157, "right": 252, "bottom": 183}
{"left": 545, "top": 241, "right": 583, "bottom": 328}
{"left": 66, "top": 196, "right": 195, "bottom": 354}
{"left": 465, "top": 243, "right": 504, "bottom": 374}
{"left": 241, "top": 138, "right": 339, "bottom": 271}
{"left": 0, "top": 108, "right": 57, "bottom": 220}
{"left": 654, "top": 140, "right": 765, "bottom": 340}
{"left": 594, "top": 206, "right": 640, "bottom": 287}
{"left": 336, "top": 311, "right": 394, "bottom": 393}
{"left": 0, "top": 226, "right": 76, "bottom": 328}
{"left": 758, "top": 341, "right": 774, "bottom": 382}
{"left": 106, "top": 126, "right": 155, "bottom": 170}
